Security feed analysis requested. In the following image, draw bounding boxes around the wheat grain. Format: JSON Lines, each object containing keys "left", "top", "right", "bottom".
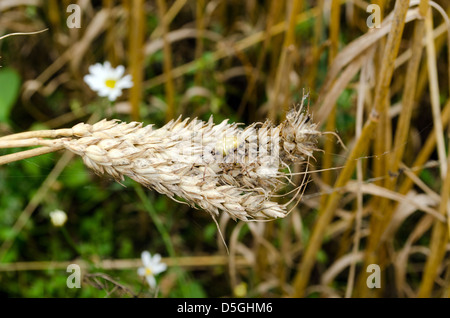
{"left": 61, "top": 103, "right": 320, "bottom": 221}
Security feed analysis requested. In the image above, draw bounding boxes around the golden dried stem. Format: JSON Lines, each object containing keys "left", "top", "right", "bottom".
{"left": 157, "top": 0, "right": 176, "bottom": 122}
{"left": 0, "top": 128, "right": 73, "bottom": 141}
{"left": 269, "top": 0, "right": 301, "bottom": 121}
{"left": 321, "top": 0, "right": 341, "bottom": 206}
{"left": 144, "top": 6, "right": 319, "bottom": 91}
{"left": 357, "top": 0, "right": 431, "bottom": 297}
{"left": 0, "top": 138, "right": 64, "bottom": 149}
{"left": 292, "top": 0, "right": 411, "bottom": 297}
{"left": 418, "top": 143, "right": 450, "bottom": 297}
{"left": 425, "top": 8, "right": 447, "bottom": 178}
{"left": 194, "top": 0, "right": 205, "bottom": 86}
{"left": 398, "top": 99, "right": 450, "bottom": 196}
{"left": 0, "top": 146, "right": 63, "bottom": 166}
{"left": 128, "top": 0, "right": 145, "bottom": 121}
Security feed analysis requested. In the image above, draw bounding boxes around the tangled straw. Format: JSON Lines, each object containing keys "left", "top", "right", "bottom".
{"left": 0, "top": 98, "right": 321, "bottom": 222}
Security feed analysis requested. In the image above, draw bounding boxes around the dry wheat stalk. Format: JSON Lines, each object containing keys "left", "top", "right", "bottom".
{"left": 0, "top": 98, "right": 321, "bottom": 222}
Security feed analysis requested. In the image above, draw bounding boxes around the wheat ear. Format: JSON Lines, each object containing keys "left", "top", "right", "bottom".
{"left": 0, "top": 100, "right": 320, "bottom": 222}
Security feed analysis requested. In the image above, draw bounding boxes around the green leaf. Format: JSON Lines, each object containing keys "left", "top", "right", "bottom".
{"left": 21, "top": 152, "right": 54, "bottom": 177}
{"left": 184, "top": 281, "right": 207, "bottom": 298}
{"left": 0, "top": 67, "right": 21, "bottom": 123}
{"left": 60, "top": 158, "right": 90, "bottom": 188}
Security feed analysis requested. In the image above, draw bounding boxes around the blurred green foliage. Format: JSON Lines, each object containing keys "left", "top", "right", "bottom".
{"left": 0, "top": 67, "right": 21, "bottom": 124}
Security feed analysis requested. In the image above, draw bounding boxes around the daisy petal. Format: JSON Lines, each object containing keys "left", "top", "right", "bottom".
{"left": 141, "top": 251, "right": 152, "bottom": 266}
{"left": 151, "top": 253, "right": 162, "bottom": 264}
{"left": 108, "top": 89, "right": 122, "bottom": 101}
{"left": 103, "top": 61, "right": 112, "bottom": 70}
{"left": 117, "top": 76, "right": 133, "bottom": 89}
{"left": 153, "top": 263, "right": 167, "bottom": 275}
{"left": 137, "top": 267, "right": 146, "bottom": 276}
{"left": 114, "top": 65, "right": 125, "bottom": 78}
{"left": 88, "top": 63, "right": 104, "bottom": 76}
{"left": 146, "top": 275, "right": 156, "bottom": 289}
{"left": 84, "top": 75, "right": 104, "bottom": 91}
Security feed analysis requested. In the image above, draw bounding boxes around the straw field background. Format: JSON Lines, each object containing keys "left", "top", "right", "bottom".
{"left": 0, "top": 0, "right": 450, "bottom": 298}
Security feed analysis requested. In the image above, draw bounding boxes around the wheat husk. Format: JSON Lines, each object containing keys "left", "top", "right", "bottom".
{"left": 61, "top": 103, "right": 320, "bottom": 222}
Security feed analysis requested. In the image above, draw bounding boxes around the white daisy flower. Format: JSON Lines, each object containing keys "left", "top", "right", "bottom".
{"left": 83, "top": 61, "right": 133, "bottom": 101}
{"left": 137, "top": 251, "right": 167, "bottom": 289}
{"left": 49, "top": 209, "right": 67, "bottom": 227}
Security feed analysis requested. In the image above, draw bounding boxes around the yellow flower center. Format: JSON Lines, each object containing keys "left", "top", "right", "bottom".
{"left": 105, "top": 79, "right": 117, "bottom": 89}
{"left": 145, "top": 267, "right": 153, "bottom": 276}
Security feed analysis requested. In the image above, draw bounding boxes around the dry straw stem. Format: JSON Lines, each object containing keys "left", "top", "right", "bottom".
{"left": 300, "top": 0, "right": 450, "bottom": 297}
{"left": 0, "top": 102, "right": 320, "bottom": 223}
{"left": 380, "top": 1, "right": 446, "bottom": 298}
{"left": 314, "top": 7, "right": 421, "bottom": 124}
{"left": 293, "top": 0, "right": 411, "bottom": 297}
{"left": 0, "top": 255, "right": 250, "bottom": 272}
{"left": 128, "top": 0, "right": 145, "bottom": 121}
{"left": 425, "top": 8, "right": 448, "bottom": 178}
{"left": 307, "top": 0, "right": 325, "bottom": 89}
{"left": 345, "top": 47, "right": 374, "bottom": 298}
{"left": 194, "top": 0, "right": 206, "bottom": 86}
{"left": 417, "top": 5, "right": 450, "bottom": 289}
{"left": 357, "top": 0, "right": 431, "bottom": 296}
{"left": 361, "top": 1, "right": 450, "bottom": 297}
{"left": 0, "top": 28, "right": 48, "bottom": 41}
{"left": 237, "top": 0, "right": 283, "bottom": 118}
{"left": 21, "top": 9, "right": 111, "bottom": 103}
{"left": 389, "top": 0, "right": 429, "bottom": 178}
{"left": 156, "top": 0, "right": 176, "bottom": 122}
{"left": 149, "top": 0, "right": 187, "bottom": 40}
{"left": 144, "top": 6, "right": 320, "bottom": 90}
{"left": 0, "top": 146, "right": 62, "bottom": 166}
{"left": 269, "top": 0, "right": 302, "bottom": 121}
{"left": 0, "top": 128, "right": 72, "bottom": 165}
{"left": 418, "top": 147, "right": 450, "bottom": 297}
{"left": 399, "top": 99, "right": 450, "bottom": 197}
{"left": 321, "top": 0, "right": 341, "bottom": 208}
